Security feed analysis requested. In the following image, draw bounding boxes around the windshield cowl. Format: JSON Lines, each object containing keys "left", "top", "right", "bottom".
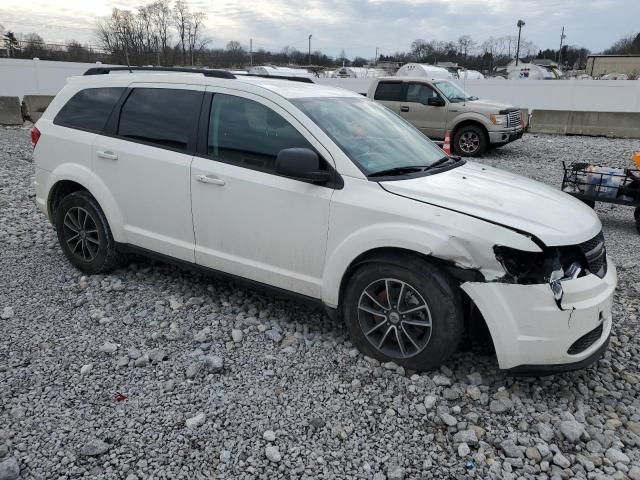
{"left": 368, "top": 157, "right": 466, "bottom": 181}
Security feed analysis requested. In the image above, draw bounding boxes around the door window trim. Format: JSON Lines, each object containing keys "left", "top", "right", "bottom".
{"left": 195, "top": 89, "right": 343, "bottom": 189}
{"left": 374, "top": 81, "right": 407, "bottom": 102}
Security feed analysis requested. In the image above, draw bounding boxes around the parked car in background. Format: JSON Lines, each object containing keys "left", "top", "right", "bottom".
{"left": 33, "top": 67, "right": 615, "bottom": 373}
{"left": 368, "top": 77, "right": 524, "bottom": 156}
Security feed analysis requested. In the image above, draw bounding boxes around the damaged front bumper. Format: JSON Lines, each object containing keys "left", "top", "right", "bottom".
{"left": 461, "top": 258, "right": 616, "bottom": 372}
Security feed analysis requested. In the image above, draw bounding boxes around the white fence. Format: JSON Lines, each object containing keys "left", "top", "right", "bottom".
{"left": 0, "top": 59, "right": 118, "bottom": 99}
{"left": 2, "top": 59, "right": 640, "bottom": 112}
{"left": 316, "top": 77, "right": 640, "bottom": 113}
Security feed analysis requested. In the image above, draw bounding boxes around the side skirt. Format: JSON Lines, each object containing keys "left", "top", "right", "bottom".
{"left": 115, "top": 243, "right": 334, "bottom": 314}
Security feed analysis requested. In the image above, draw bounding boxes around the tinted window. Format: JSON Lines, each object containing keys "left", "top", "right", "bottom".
{"left": 406, "top": 84, "right": 438, "bottom": 104}
{"left": 54, "top": 87, "right": 124, "bottom": 132}
{"left": 373, "top": 82, "right": 404, "bottom": 101}
{"left": 118, "top": 88, "right": 203, "bottom": 151}
{"left": 208, "top": 94, "right": 312, "bottom": 173}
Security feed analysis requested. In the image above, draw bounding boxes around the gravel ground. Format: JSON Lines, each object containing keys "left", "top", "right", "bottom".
{"left": 1, "top": 128, "right": 639, "bottom": 480}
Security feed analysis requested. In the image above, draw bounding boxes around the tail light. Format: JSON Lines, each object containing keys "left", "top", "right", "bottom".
{"left": 31, "top": 127, "right": 41, "bottom": 148}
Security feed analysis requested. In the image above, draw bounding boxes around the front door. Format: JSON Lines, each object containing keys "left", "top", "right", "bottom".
{"left": 399, "top": 82, "right": 449, "bottom": 139}
{"left": 190, "top": 90, "right": 334, "bottom": 298}
{"left": 90, "top": 84, "right": 204, "bottom": 262}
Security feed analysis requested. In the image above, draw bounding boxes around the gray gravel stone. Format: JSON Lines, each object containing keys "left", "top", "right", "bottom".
{"left": 501, "top": 439, "right": 523, "bottom": 459}
{"left": 265, "top": 445, "right": 281, "bottom": 463}
{"left": 0, "top": 457, "right": 19, "bottom": 480}
{"left": 605, "top": 448, "right": 630, "bottom": 464}
{"left": 185, "top": 412, "right": 206, "bottom": 428}
{"left": 79, "top": 439, "right": 111, "bottom": 457}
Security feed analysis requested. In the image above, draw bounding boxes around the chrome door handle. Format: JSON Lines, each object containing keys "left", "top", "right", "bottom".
{"left": 97, "top": 150, "right": 118, "bottom": 160}
{"left": 196, "top": 174, "right": 225, "bottom": 186}
{"left": 400, "top": 106, "right": 410, "bottom": 112}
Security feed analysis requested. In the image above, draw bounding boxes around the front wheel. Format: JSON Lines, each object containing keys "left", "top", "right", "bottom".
{"left": 343, "top": 260, "right": 463, "bottom": 371}
{"left": 453, "top": 125, "right": 488, "bottom": 157}
{"left": 55, "top": 191, "right": 120, "bottom": 274}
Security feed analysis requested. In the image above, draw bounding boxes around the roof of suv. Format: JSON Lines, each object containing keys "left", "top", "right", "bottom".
{"left": 66, "top": 71, "right": 360, "bottom": 100}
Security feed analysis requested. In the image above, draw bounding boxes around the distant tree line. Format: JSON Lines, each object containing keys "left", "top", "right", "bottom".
{"left": 604, "top": 32, "right": 640, "bottom": 55}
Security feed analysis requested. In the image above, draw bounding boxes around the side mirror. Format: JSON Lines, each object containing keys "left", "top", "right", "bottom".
{"left": 275, "top": 148, "right": 331, "bottom": 183}
{"left": 427, "top": 97, "right": 446, "bottom": 107}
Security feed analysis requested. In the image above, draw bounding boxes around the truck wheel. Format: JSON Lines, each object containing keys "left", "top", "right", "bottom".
{"left": 55, "top": 191, "right": 120, "bottom": 274}
{"left": 454, "top": 125, "right": 488, "bottom": 157}
{"left": 342, "top": 260, "right": 463, "bottom": 371}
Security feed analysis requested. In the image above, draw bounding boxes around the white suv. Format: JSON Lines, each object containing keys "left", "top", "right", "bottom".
{"left": 33, "top": 67, "right": 616, "bottom": 373}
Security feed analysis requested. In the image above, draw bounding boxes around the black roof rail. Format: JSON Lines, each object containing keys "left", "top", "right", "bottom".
{"left": 83, "top": 66, "right": 236, "bottom": 79}
{"left": 245, "top": 74, "right": 314, "bottom": 84}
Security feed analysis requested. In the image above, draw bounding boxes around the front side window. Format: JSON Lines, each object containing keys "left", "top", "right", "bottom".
{"left": 54, "top": 87, "right": 125, "bottom": 132}
{"left": 373, "top": 82, "right": 404, "bottom": 101}
{"left": 208, "top": 94, "right": 312, "bottom": 173}
{"left": 118, "top": 88, "right": 203, "bottom": 151}
{"left": 293, "top": 97, "right": 451, "bottom": 177}
{"left": 406, "top": 84, "right": 439, "bottom": 104}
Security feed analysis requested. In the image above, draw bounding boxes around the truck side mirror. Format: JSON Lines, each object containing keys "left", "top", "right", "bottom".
{"left": 427, "top": 97, "right": 445, "bottom": 107}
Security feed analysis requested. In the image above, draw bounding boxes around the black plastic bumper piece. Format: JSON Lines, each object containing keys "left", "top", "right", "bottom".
{"left": 506, "top": 333, "right": 610, "bottom": 377}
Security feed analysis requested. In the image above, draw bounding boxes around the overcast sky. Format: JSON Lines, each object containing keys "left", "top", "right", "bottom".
{"left": 1, "top": 0, "right": 639, "bottom": 58}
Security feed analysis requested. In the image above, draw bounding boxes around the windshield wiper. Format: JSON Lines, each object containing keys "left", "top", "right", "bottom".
{"left": 424, "top": 156, "right": 457, "bottom": 170}
{"left": 367, "top": 166, "right": 428, "bottom": 178}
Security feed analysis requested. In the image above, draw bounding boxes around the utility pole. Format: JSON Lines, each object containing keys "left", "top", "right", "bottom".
{"left": 308, "top": 34, "right": 312, "bottom": 66}
{"left": 558, "top": 26, "right": 566, "bottom": 67}
{"left": 375, "top": 46, "right": 379, "bottom": 65}
{"left": 515, "top": 19, "right": 525, "bottom": 66}
{"left": 250, "top": 38, "right": 253, "bottom": 66}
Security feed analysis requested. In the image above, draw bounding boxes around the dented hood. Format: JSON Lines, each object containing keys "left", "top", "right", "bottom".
{"left": 380, "top": 161, "right": 602, "bottom": 247}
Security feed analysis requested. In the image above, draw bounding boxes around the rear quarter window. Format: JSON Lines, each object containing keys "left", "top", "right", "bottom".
{"left": 374, "top": 82, "right": 404, "bottom": 101}
{"left": 54, "top": 87, "right": 125, "bottom": 132}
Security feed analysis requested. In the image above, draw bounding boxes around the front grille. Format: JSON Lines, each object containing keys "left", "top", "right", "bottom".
{"left": 507, "top": 110, "right": 521, "bottom": 128}
{"left": 567, "top": 323, "right": 604, "bottom": 355}
{"left": 579, "top": 231, "right": 607, "bottom": 278}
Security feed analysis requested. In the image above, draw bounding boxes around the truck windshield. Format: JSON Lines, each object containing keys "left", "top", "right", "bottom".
{"left": 434, "top": 81, "right": 477, "bottom": 103}
{"left": 292, "top": 97, "right": 453, "bottom": 177}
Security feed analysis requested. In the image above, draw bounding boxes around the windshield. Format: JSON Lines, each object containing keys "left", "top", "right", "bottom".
{"left": 292, "top": 97, "right": 449, "bottom": 176}
{"left": 434, "top": 81, "right": 476, "bottom": 103}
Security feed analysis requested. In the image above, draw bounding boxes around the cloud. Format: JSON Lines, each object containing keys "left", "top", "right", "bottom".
{"left": 1, "top": 0, "right": 638, "bottom": 56}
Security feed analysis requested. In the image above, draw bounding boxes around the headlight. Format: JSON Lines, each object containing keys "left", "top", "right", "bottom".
{"left": 490, "top": 114, "right": 508, "bottom": 125}
{"left": 494, "top": 245, "right": 585, "bottom": 305}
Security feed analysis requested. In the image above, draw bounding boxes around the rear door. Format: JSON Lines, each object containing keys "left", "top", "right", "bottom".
{"left": 399, "top": 82, "right": 448, "bottom": 139}
{"left": 90, "top": 84, "right": 204, "bottom": 262}
{"left": 371, "top": 80, "right": 405, "bottom": 114}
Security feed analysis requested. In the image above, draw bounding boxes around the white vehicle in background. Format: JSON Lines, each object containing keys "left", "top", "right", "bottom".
{"left": 32, "top": 67, "right": 616, "bottom": 374}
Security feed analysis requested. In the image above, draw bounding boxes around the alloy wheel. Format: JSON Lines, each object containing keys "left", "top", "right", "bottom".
{"left": 459, "top": 131, "right": 480, "bottom": 154}
{"left": 357, "top": 278, "right": 432, "bottom": 359}
{"left": 62, "top": 207, "right": 100, "bottom": 262}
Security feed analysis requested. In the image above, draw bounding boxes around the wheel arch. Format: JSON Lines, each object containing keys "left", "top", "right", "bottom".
{"left": 46, "top": 165, "right": 125, "bottom": 242}
{"left": 451, "top": 118, "right": 489, "bottom": 142}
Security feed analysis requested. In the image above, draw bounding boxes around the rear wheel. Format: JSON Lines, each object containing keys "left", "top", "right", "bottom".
{"left": 343, "top": 260, "right": 463, "bottom": 371}
{"left": 55, "top": 191, "right": 120, "bottom": 274}
{"left": 454, "top": 125, "right": 488, "bottom": 157}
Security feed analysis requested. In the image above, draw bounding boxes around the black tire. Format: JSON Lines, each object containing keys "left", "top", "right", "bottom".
{"left": 453, "top": 125, "right": 488, "bottom": 157}
{"left": 342, "top": 259, "right": 464, "bottom": 371}
{"left": 55, "top": 190, "right": 120, "bottom": 274}
{"left": 635, "top": 207, "right": 640, "bottom": 234}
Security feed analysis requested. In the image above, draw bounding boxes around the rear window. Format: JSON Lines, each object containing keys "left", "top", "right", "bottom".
{"left": 374, "top": 82, "right": 404, "bottom": 101}
{"left": 54, "top": 87, "right": 124, "bottom": 132}
{"left": 117, "top": 88, "right": 203, "bottom": 152}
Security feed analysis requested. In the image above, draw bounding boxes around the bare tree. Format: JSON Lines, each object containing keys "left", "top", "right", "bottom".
{"left": 457, "top": 35, "right": 475, "bottom": 59}
{"left": 173, "top": 0, "right": 190, "bottom": 65}
{"left": 186, "top": 10, "right": 207, "bottom": 65}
